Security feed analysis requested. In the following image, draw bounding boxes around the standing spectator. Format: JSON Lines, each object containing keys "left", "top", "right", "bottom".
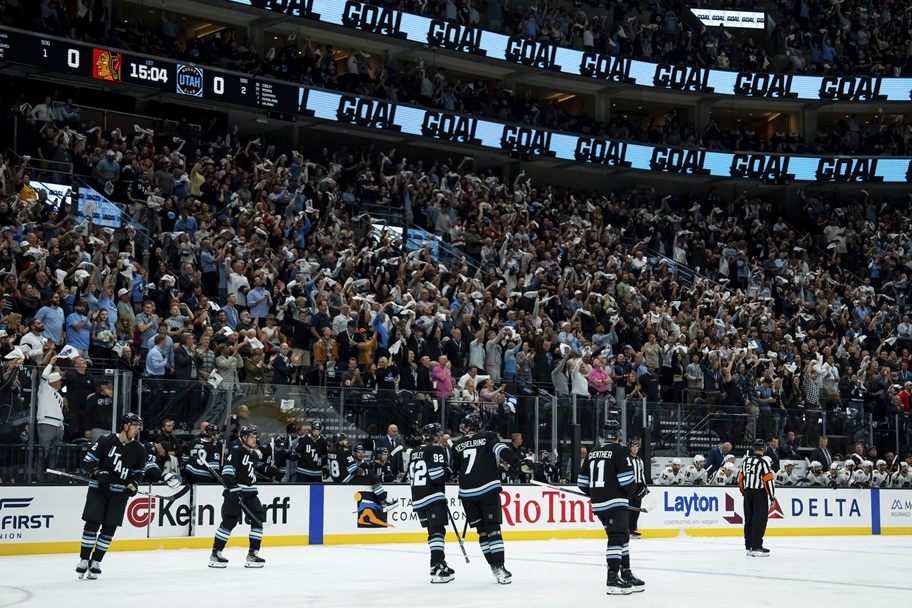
{"left": 35, "top": 292, "right": 65, "bottom": 347}
{"left": 65, "top": 300, "right": 92, "bottom": 360}
{"left": 62, "top": 356, "right": 96, "bottom": 442}
{"left": 37, "top": 355, "right": 65, "bottom": 476}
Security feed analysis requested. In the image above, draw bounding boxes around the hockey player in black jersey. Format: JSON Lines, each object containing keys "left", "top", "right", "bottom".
{"left": 530, "top": 450, "right": 560, "bottom": 484}
{"left": 289, "top": 420, "right": 327, "bottom": 482}
{"left": 76, "top": 413, "right": 147, "bottom": 579}
{"left": 183, "top": 423, "right": 222, "bottom": 483}
{"left": 327, "top": 432, "right": 396, "bottom": 511}
{"left": 578, "top": 420, "right": 644, "bottom": 595}
{"left": 371, "top": 447, "right": 396, "bottom": 483}
{"left": 409, "top": 423, "right": 455, "bottom": 583}
{"left": 142, "top": 440, "right": 182, "bottom": 487}
{"left": 255, "top": 435, "right": 288, "bottom": 482}
{"left": 451, "top": 412, "right": 520, "bottom": 584}
{"left": 209, "top": 426, "right": 267, "bottom": 569}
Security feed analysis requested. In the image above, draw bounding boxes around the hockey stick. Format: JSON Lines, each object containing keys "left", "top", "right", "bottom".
{"left": 529, "top": 480, "right": 649, "bottom": 513}
{"left": 204, "top": 462, "right": 266, "bottom": 528}
{"left": 48, "top": 469, "right": 190, "bottom": 502}
{"left": 445, "top": 505, "right": 470, "bottom": 564}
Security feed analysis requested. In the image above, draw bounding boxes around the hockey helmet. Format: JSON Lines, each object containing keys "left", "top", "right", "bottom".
{"left": 671, "top": 458, "right": 682, "bottom": 466}
{"left": 461, "top": 412, "right": 484, "bottom": 433}
{"left": 829, "top": 462, "right": 840, "bottom": 470}
{"left": 332, "top": 432, "right": 348, "bottom": 444}
{"left": 239, "top": 425, "right": 258, "bottom": 438}
{"left": 783, "top": 460, "right": 794, "bottom": 468}
{"left": 311, "top": 419, "right": 324, "bottom": 431}
{"left": 375, "top": 447, "right": 389, "bottom": 457}
{"left": 693, "top": 455, "right": 706, "bottom": 463}
{"left": 121, "top": 412, "right": 143, "bottom": 429}
{"left": 539, "top": 449, "right": 550, "bottom": 459}
{"left": 876, "top": 459, "right": 886, "bottom": 467}
{"left": 862, "top": 460, "right": 873, "bottom": 469}
{"left": 422, "top": 423, "right": 442, "bottom": 440}
{"left": 602, "top": 419, "right": 622, "bottom": 441}
{"left": 844, "top": 460, "right": 856, "bottom": 468}
{"left": 752, "top": 438, "right": 767, "bottom": 451}
{"left": 810, "top": 460, "right": 822, "bottom": 469}
{"left": 354, "top": 444, "right": 364, "bottom": 453}
{"left": 273, "top": 435, "right": 287, "bottom": 449}
{"left": 204, "top": 424, "right": 221, "bottom": 438}
{"left": 901, "top": 462, "right": 910, "bottom": 470}
{"left": 724, "top": 454, "right": 736, "bottom": 463}
{"left": 722, "top": 462, "right": 735, "bottom": 471}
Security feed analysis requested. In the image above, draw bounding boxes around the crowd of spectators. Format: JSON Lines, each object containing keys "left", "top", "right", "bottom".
{"left": 5, "top": 0, "right": 911, "bottom": 157}
{"left": 1, "top": 83, "right": 912, "bottom": 480}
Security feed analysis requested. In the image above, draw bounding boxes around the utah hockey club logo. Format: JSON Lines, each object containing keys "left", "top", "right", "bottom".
{"left": 768, "top": 501, "right": 785, "bottom": 519}
{"left": 722, "top": 494, "right": 743, "bottom": 524}
{"left": 354, "top": 491, "right": 393, "bottom": 528}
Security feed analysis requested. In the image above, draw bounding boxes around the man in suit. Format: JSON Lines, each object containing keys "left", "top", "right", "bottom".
{"left": 810, "top": 435, "right": 833, "bottom": 469}
{"left": 374, "top": 424, "right": 405, "bottom": 478}
{"left": 705, "top": 441, "right": 732, "bottom": 478}
{"left": 335, "top": 320, "right": 362, "bottom": 372}
{"left": 764, "top": 437, "right": 782, "bottom": 472}
{"left": 272, "top": 343, "right": 297, "bottom": 384}
{"left": 173, "top": 333, "right": 203, "bottom": 424}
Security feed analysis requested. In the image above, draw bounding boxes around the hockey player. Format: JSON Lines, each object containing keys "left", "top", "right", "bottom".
{"left": 711, "top": 462, "right": 738, "bottom": 486}
{"left": 803, "top": 461, "right": 827, "bottom": 486}
{"left": 851, "top": 460, "right": 873, "bottom": 488}
{"left": 891, "top": 462, "right": 912, "bottom": 488}
{"left": 76, "top": 413, "right": 146, "bottom": 579}
{"left": 827, "top": 462, "right": 841, "bottom": 488}
{"left": 658, "top": 458, "right": 684, "bottom": 485}
{"left": 184, "top": 423, "right": 222, "bottom": 483}
{"left": 837, "top": 460, "right": 856, "bottom": 487}
{"left": 451, "top": 412, "right": 520, "bottom": 584}
{"left": 682, "top": 455, "right": 708, "bottom": 485}
{"left": 327, "top": 432, "right": 396, "bottom": 510}
{"left": 290, "top": 420, "right": 327, "bottom": 483}
{"left": 774, "top": 460, "right": 799, "bottom": 487}
{"left": 209, "top": 426, "right": 266, "bottom": 569}
{"left": 408, "top": 423, "right": 455, "bottom": 584}
{"left": 579, "top": 420, "right": 644, "bottom": 595}
{"left": 254, "top": 435, "right": 287, "bottom": 483}
{"left": 371, "top": 447, "right": 396, "bottom": 483}
{"left": 142, "top": 440, "right": 181, "bottom": 487}
{"left": 870, "top": 460, "right": 890, "bottom": 488}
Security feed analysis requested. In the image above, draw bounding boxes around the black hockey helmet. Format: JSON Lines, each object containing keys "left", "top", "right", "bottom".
{"left": 204, "top": 424, "right": 221, "bottom": 438}
{"left": 311, "top": 419, "right": 324, "bottom": 431}
{"left": 239, "top": 425, "right": 258, "bottom": 438}
{"left": 539, "top": 449, "right": 550, "bottom": 460}
{"left": 602, "top": 419, "right": 621, "bottom": 441}
{"left": 273, "top": 435, "right": 287, "bottom": 449}
{"left": 422, "top": 422, "right": 442, "bottom": 440}
{"left": 375, "top": 447, "right": 389, "bottom": 457}
{"left": 462, "top": 412, "right": 484, "bottom": 433}
{"left": 332, "top": 432, "right": 348, "bottom": 444}
{"left": 752, "top": 438, "right": 767, "bottom": 452}
{"left": 121, "top": 412, "right": 143, "bottom": 429}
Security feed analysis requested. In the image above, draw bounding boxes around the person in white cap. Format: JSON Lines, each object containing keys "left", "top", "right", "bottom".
{"left": 37, "top": 354, "right": 65, "bottom": 476}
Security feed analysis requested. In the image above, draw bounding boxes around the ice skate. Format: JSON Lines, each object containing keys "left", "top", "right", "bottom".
{"left": 245, "top": 550, "right": 266, "bottom": 568}
{"left": 76, "top": 559, "right": 89, "bottom": 579}
{"left": 749, "top": 547, "right": 770, "bottom": 557}
{"left": 621, "top": 568, "right": 645, "bottom": 592}
{"left": 86, "top": 560, "right": 102, "bottom": 580}
{"left": 381, "top": 498, "right": 397, "bottom": 512}
{"left": 606, "top": 570, "right": 632, "bottom": 595}
{"left": 491, "top": 564, "right": 512, "bottom": 584}
{"left": 208, "top": 550, "right": 228, "bottom": 568}
{"left": 430, "top": 561, "right": 455, "bottom": 583}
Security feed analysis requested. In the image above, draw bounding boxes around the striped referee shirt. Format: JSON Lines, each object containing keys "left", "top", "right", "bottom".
{"left": 631, "top": 454, "right": 646, "bottom": 485}
{"left": 739, "top": 454, "right": 776, "bottom": 498}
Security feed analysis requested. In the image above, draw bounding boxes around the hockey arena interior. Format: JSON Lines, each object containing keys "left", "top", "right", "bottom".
{"left": 1, "top": 0, "right": 911, "bottom": 604}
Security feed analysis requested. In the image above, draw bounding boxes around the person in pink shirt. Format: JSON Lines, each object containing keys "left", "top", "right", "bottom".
{"left": 433, "top": 356, "right": 457, "bottom": 430}
{"left": 588, "top": 356, "right": 612, "bottom": 395}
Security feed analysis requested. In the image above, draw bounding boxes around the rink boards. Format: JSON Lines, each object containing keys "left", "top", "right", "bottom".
{"left": 1, "top": 485, "right": 910, "bottom": 555}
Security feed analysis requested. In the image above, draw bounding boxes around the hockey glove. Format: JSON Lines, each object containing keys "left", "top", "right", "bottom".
{"left": 286, "top": 451, "right": 299, "bottom": 461}
{"left": 264, "top": 465, "right": 278, "bottom": 478}
{"left": 223, "top": 483, "right": 240, "bottom": 498}
{"left": 95, "top": 470, "right": 112, "bottom": 496}
{"left": 163, "top": 472, "right": 182, "bottom": 488}
{"left": 125, "top": 482, "right": 139, "bottom": 497}
{"left": 635, "top": 483, "right": 648, "bottom": 499}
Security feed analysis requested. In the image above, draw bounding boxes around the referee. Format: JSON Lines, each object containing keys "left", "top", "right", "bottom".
{"left": 628, "top": 438, "right": 648, "bottom": 538}
{"left": 738, "top": 439, "right": 777, "bottom": 557}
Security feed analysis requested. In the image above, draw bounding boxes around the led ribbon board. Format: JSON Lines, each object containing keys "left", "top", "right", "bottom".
{"left": 221, "top": 0, "right": 912, "bottom": 101}
{"left": 1, "top": 28, "right": 909, "bottom": 182}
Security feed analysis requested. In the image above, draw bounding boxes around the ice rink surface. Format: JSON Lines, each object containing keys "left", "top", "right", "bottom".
{"left": 2, "top": 535, "right": 910, "bottom": 607}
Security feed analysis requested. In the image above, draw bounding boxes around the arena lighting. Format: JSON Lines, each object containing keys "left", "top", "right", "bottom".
{"left": 219, "top": 0, "right": 912, "bottom": 101}
{"left": 2, "top": 28, "right": 910, "bottom": 183}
